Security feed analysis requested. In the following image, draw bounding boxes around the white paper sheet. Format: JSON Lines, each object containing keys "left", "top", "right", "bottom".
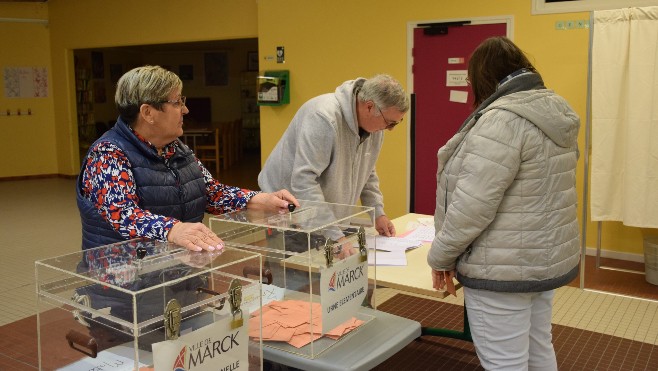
{"left": 367, "top": 249, "right": 407, "bottom": 266}
{"left": 366, "top": 235, "right": 422, "bottom": 252}
{"left": 449, "top": 90, "right": 468, "bottom": 103}
{"left": 401, "top": 225, "right": 436, "bottom": 242}
{"left": 364, "top": 235, "right": 421, "bottom": 266}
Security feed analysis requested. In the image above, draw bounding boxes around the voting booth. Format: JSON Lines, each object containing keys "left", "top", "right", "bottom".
{"left": 209, "top": 200, "right": 379, "bottom": 360}
{"left": 36, "top": 239, "right": 263, "bottom": 370}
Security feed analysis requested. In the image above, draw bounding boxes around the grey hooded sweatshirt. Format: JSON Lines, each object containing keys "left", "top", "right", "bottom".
{"left": 258, "top": 78, "right": 385, "bottom": 218}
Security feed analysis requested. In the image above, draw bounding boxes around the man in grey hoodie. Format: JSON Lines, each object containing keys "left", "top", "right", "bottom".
{"left": 258, "top": 74, "right": 409, "bottom": 237}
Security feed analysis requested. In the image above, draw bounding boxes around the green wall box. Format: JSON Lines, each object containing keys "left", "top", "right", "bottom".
{"left": 257, "top": 70, "right": 289, "bottom": 106}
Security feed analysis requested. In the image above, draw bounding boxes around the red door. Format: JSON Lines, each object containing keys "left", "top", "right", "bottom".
{"left": 412, "top": 23, "right": 506, "bottom": 215}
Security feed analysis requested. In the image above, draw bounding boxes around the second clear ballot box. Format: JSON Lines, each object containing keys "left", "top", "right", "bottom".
{"left": 36, "top": 239, "right": 263, "bottom": 370}
{"left": 209, "top": 200, "right": 379, "bottom": 359}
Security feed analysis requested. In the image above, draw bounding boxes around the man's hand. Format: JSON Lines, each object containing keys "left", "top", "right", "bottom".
{"left": 167, "top": 222, "right": 224, "bottom": 252}
{"left": 336, "top": 237, "right": 357, "bottom": 259}
{"left": 375, "top": 215, "right": 396, "bottom": 237}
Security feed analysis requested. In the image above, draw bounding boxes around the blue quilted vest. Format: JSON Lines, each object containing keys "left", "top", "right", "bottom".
{"left": 76, "top": 118, "right": 206, "bottom": 250}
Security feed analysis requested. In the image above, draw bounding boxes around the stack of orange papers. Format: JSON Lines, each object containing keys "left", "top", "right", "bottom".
{"left": 248, "top": 300, "right": 364, "bottom": 348}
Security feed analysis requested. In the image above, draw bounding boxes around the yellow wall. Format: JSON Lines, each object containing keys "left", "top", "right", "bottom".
{"left": 0, "top": 0, "right": 652, "bottom": 255}
{"left": 0, "top": 3, "right": 54, "bottom": 177}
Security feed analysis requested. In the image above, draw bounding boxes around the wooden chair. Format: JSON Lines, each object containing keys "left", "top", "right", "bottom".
{"left": 195, "top": 128, "right": 223, "bottom": 176}
{"left": 220, "top": 122, "right": 232, "bottom": 169}
{"left": 232, "top": 119, "right": 243, "bottom": 163}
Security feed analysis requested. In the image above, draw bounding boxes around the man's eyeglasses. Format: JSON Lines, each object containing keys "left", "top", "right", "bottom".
{"left": 376, "top": 105, "right": 403, "bottom": 129}
{"left": 158, "top": 96, "right": 186, "bottom": 108}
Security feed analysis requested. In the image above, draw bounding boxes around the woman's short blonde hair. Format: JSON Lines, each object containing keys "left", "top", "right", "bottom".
{"left": 115, "top": 65, "right": 182, "bottom": 123}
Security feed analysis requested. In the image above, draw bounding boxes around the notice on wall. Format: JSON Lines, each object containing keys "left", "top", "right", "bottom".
{"left": 449, "top": 90, "right": 468, "bottom": 104}
{"left": 446, "top": 70, "right": 468, "bottom": 87}
{"left": 3, "top": 67, "right": 48, "bottom": 98}
{"left": 448, "top": 57, "right": 465, "bottom": 64}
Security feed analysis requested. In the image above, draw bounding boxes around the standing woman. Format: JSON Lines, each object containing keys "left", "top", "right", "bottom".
{"left": 77, "top": 65, "right": 298, "bottom": 252}
{"left": 427, "top": 37, "right": 580, "bottom": 370}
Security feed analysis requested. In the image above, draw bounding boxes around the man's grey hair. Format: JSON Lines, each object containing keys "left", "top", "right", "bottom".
{"left": 115, "top": 65, "right": 182, "bottom": 123}
{"left": 358, "top": 74, "right": 409, "bottom": 112}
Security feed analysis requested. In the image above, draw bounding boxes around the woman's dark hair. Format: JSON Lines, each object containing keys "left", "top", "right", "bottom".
{"left": 468, "top": 36, "right": 537, "bottom": 107}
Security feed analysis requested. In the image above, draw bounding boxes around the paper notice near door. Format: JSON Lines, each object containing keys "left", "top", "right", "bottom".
{"left": 446, "top": 70, "right": 468, "bottom": 87}
{"left": 449, "top": 90, "right": 468, "bottom": 104}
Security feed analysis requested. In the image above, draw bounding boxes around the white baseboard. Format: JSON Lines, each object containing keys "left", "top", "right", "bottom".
{"left": 584, "top": 246, "right": 645, "bottom": 263}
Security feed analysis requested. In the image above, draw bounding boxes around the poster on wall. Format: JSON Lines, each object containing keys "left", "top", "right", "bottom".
{"left": 3, "top": 67, "right": 48, "bottom": 98}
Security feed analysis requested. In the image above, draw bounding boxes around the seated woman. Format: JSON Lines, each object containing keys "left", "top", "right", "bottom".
{"left": 77, "top": 65, "right": 298, "bottom": 252}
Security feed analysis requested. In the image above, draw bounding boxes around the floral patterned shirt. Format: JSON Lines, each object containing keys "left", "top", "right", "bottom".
{"left": 81, "top": 129, "right": 258, "bottom": 242}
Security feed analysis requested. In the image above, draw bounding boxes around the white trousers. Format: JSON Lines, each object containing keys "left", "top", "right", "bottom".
{"left": 464, "top": 287, "right": 557, "bottom": 371}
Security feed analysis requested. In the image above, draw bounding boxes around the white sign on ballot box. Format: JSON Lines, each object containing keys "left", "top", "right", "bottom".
{"left": 320, "top": 253, "right": 368, "bottom": 333}
{"left": 152, "top": 314, "right": 248, "bottom": 371}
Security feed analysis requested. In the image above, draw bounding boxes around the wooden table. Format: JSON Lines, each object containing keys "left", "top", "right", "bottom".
{"left": 374, "top": 213, "right": 472, "bottom": 341}
{"left": 280, "top": 213, "right": 458, "bottom": 299}
{"left": 369, "top": 213, "right": 458, "bottom": 299}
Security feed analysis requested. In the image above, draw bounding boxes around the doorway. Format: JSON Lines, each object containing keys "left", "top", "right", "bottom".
{"left": 73, "top": 39, "right": 262, "bottom": 188}
{"left": 408, "top": 18, "right": 511, "bottom": 214}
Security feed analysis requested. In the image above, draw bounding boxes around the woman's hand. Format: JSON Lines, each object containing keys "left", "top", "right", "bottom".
{"left": 431, "top": 269, "right": 457, "bottom": 296}
{"left": 167, "top": 222, "right": 224, "bottom": 252}
{"left": 247, "top": 190, "right": 300, "bottom": 213}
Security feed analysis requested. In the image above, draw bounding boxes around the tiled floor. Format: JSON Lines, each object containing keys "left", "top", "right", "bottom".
{"left": 372, "top": 288, "right": 658, "bottom": 370}
{"left": 1, "top": 152, "right": 657, "bottom": 370}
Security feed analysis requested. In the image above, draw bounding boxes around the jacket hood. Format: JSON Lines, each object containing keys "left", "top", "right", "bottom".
{"left": 483, "top": 90, "right": 580, "bottom": 148}
{"left": 335, "top": 78, "right": 365, "bottom": 135}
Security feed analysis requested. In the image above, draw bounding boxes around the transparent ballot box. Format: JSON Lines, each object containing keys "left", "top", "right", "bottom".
{"left": 209, "top": 200, "right": 378, "bottom": 359}
{"left": 35, "top": 239, "right": 263, "bottom": 371}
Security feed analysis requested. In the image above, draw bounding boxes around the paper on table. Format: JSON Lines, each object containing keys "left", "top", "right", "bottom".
{"left": 417, "top": 217, "right": 434, "bottom": 226}
{"left": 366, "top": 235, "right": 422, "bottom": 251}
{"left": 367, "top": 249, "right": 407, "bottom": 266}
{"left": 63, "top": 345, "right": 149, "bottom": 370}
{"left": 365, "top": 235, "right": 420, "bottom": 266}
{"left": 401, "top": 225, "right": 436, "bottom": 242}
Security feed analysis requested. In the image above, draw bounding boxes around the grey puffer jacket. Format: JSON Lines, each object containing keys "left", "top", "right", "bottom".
{"left": 427, "top": 80, "right": 580, "bottom": 293}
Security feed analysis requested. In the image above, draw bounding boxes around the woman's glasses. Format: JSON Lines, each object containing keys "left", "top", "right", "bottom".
{"left": 159, "top": 96, "right": 187, "bottom": 108}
